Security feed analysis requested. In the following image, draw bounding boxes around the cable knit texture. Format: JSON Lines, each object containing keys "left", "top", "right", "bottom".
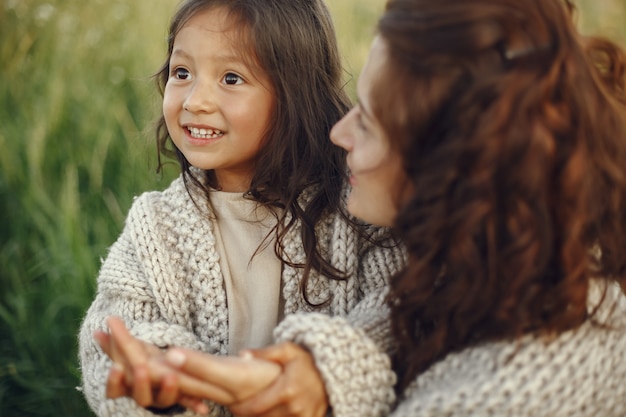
{"left": 78, "top": 175, "right": 406, "bottom": 417}
{"left": 279, "top": 282, "right": 626, "bottom": 417}
{"left": 386, "top": 280, "right": 626, "bottom": 416}
{"left": 275, "top": 311, "right": 395, "bottom": 417}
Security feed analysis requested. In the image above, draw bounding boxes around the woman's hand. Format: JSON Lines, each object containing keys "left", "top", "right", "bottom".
{"left": 227, "top": 343, "right": 329, "bottom": 417}
{"left": 162, "top": 342, "right": 329, "bottom": 417}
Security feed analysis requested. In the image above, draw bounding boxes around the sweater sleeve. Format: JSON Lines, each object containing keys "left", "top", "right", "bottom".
{"left": 78, "top": 194, "right": 210, "bottom": 417}
{"left": 274, "top": 300, "right": 394, "bottom": 417}
{"left": 274, "top": 230, "right": 406, "bottom": 417}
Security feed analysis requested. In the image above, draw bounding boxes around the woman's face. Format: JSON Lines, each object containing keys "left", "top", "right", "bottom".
{"left": 330, "top": 37, "right": 413, "bottom": 227}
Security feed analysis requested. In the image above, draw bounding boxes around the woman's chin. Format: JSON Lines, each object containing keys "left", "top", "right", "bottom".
{"left": 347, "top": 194, "right": 394, "bottom": 227}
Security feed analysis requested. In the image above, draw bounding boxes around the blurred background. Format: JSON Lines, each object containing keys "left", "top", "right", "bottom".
{"left": 1, "top": 0, "right": 624, "bottom": 416}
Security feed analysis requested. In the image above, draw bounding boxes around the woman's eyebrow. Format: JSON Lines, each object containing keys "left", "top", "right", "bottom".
{"left": 356, "top": 97, "right": 375, "bottom": 123}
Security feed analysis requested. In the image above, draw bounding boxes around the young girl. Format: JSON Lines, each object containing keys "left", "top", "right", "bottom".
{"left": 78, "top": 0, "right": 405, "bottom": 416}
{"left": 136, "top": 0, "right": 626, "bottom": 416}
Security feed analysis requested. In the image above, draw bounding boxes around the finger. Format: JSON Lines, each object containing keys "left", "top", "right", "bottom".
{"left": 154, "top": 373, "right": 180, "bottom": 408}
{"left": 178, "top": 396, "right": 210, "bottom": 415}
{"left": 94, "top": 330, "right": 111, "bottom": 355}
{"left": 167, "top": 348, "right": 281, "bottom": 386}
{"left": 165, "top": 366, "right": 236, "bottom": 404}
{"left": 107, "top": 316, "right": 162, "bottom": 392}
{"left": 228, "top": 380, "right": 290, "bottom": 416}
{"left": 165, "top": 348, "right": 235, "bottom": 382}
{"left": 244, "top": 342, "right": 300, "bottom": 364}
{"left": 106, "top": 362, "right": 129, "bottom": 399}
{"left": 165, "top": 348, "right": 280, "bottom": 401}
{"left": 95, "top": 330, "right": 130, "bottom": 368}
{"left": 228, "top": 364, "right": 301, "bottom": 416}
{"left": 235, "top": 404, "right": 294, "bottom": 417}
{"left": 230, "top": 386, "right": 320, "bottom": 417}
{"left": 107, "top": 326, "right": 135, "bottom": 384}
{"left": 106, "top": 316, "right": 148, "bottom": 367}
{"left": 130, "top": 363, "right": 154, "bottom": 407}
{"left": 162, "top": 349, "right": 242, "bottom": 403}
{"left": 230, "top": 346, "right": 327, "bottom": 417}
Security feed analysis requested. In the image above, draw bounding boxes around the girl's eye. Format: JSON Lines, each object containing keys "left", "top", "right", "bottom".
{"left": 172, "top": 67, "right": 190, "bottom": 80}
{"left": 223, "top": 72, "right": 243, "bottom": 85}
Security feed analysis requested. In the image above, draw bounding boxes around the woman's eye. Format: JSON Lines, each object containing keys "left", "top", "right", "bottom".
{"left": 357, "top": 111, "right": 368, "bottom": 132}
{"left": 223, "top": 72, "right": 243, "bottom": 85}
{"left": 173, "top": 67, "right": 190, "bottom": 80}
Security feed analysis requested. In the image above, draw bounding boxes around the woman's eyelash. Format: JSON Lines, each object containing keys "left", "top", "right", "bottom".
{"left": 357, "top": 112, "right": 367, "bottom": 131}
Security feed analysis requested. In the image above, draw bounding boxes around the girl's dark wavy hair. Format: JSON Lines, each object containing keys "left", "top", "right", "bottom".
{"left": 154, "top": 0, "right": 353, "bottom": 304}
{"left": 374, "top": 0, "right": 626, "bottom": 390}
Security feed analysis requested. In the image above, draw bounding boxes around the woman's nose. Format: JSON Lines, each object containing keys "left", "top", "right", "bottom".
{"left": 330, "top": 107, "right": 356, "bottom": 151}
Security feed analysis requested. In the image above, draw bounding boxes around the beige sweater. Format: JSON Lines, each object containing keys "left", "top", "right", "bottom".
{"left": 78, "top": 175, "right": 406, "bottom": 417}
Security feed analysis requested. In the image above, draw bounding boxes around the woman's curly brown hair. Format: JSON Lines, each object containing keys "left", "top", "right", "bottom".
{"left": 373, "top": 0, "right": 626, "bottom": 390}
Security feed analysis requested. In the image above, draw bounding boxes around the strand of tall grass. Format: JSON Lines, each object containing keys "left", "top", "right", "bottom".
{"left": 0, "top": 1, "right": 623, "bottom": 416}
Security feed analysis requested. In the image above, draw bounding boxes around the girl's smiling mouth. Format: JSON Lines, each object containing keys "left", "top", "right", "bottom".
{"left": 187, "top": 126, "right": 224, "bottom": 139}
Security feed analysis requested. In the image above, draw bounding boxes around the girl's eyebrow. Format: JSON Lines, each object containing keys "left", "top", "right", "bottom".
{"left": 171, "top": 49, "right": 192, "bottom": 60}
{"left": 171, "top": 48, "right": 245, "bottom": 66}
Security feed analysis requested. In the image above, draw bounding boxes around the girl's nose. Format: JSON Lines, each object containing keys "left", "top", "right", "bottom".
{"left": 183, "top": 81, "right": 217, "bottom": 113}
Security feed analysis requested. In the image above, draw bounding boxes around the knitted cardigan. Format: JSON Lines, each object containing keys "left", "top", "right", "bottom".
{"left": 276, "top": 280, "right": 626, "bottom": 417}
{"left": 78, "top": 175, "right": 406, "bottom": 417}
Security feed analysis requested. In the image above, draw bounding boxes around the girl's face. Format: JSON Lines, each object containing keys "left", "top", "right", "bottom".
{"left": 163, "top": 7, "right": 275, "bottom": 192}
{"left": 330, "top": 37, "right": 413, "bottom": 227}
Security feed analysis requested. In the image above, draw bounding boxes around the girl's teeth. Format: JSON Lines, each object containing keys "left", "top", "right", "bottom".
{"left": 188, "top": 127, "right": 223, "bottom": 139}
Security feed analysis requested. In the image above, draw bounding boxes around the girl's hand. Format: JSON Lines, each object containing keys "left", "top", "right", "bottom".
{"left": 227, "top": 343, "right": 329, "bottom": 417}
{"left": 94, "top": 316, "right": 209, "bottom": 414}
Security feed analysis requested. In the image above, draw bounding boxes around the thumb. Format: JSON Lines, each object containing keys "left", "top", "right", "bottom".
{"left": 241, "top": 342, "right": 302, "bottom": 364}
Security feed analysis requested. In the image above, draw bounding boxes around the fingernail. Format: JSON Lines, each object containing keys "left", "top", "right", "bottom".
{"left": 239, "top": 350, "right": 253, "bottom": 360}
{"left": 111, "top": 362, "right": 124, "bottom": 373}
{"left": 197, "top": 403, "right": 210, "bottom": 415}
{"left": 166, "top": 349, "right": 186, "bottom": 367}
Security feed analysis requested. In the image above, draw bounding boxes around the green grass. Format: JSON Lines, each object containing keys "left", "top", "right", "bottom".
{"left": 0, "top": 1, "right": 177, "bottom": 415}
{"left": 0, "top": 1, "right": 624, "bottom": 416}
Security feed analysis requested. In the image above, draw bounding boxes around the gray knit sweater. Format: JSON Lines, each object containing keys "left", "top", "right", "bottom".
{"left": 78, "top": 175, "right": 406, "bottom": 417}
{"left": 276, "top": 281, "right": 626, "bottom": 417}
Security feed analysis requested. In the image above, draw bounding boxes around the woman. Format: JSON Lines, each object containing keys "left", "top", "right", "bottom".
{"left": 104, "top": 0, "right": 626, "bottom": 415}
{"left": 331, "top": 0, "right": 626, "bottom": 415}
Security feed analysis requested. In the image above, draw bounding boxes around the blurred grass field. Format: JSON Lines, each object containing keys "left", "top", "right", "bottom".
{"left": 0, "top": 0, "right": 624, "bottom": 416}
